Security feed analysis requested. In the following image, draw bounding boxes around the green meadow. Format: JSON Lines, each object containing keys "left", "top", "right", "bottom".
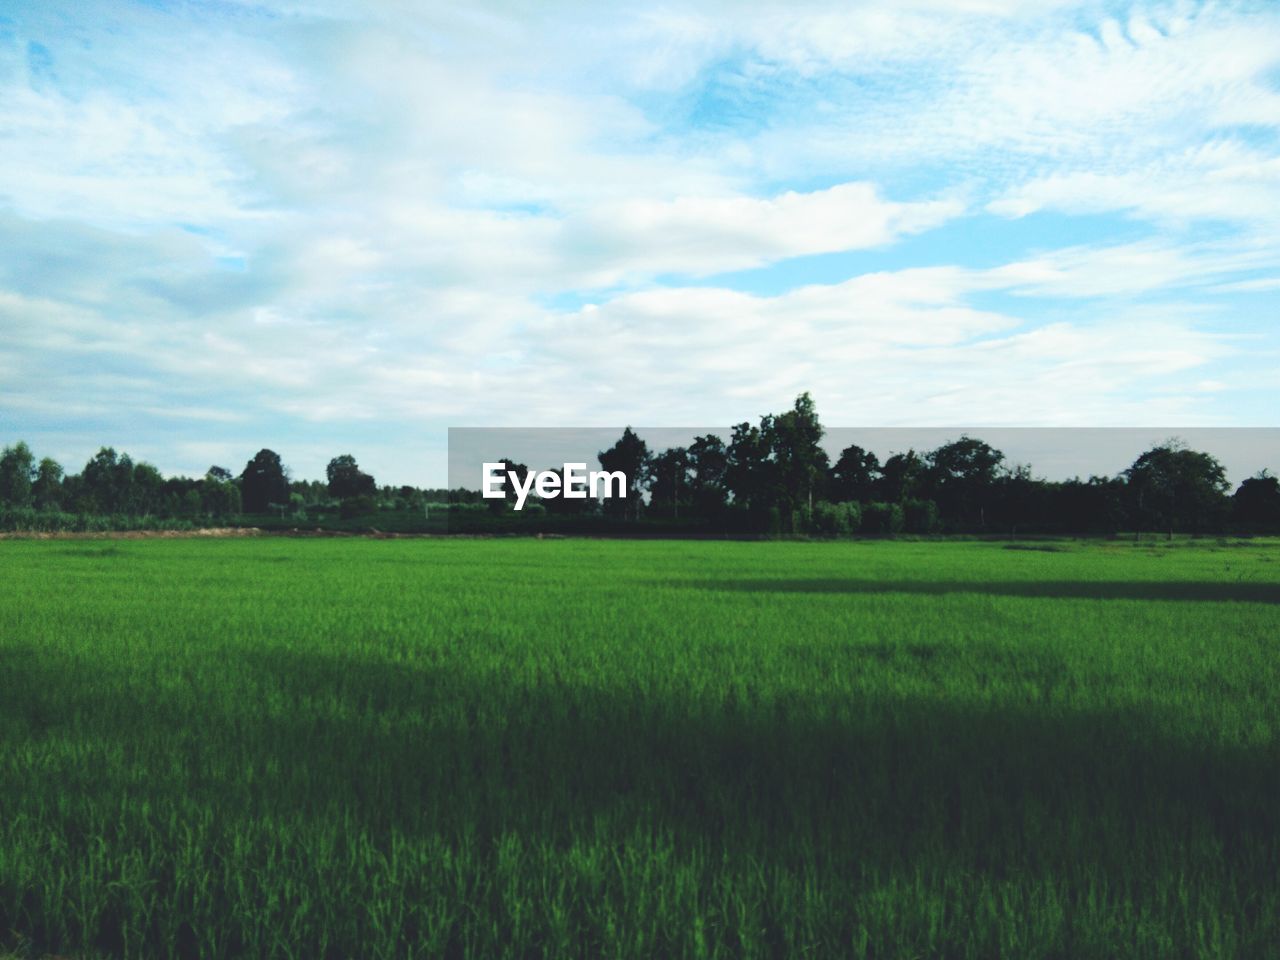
{"left": 1, "top": 537, "right": 1277, "bottom": 959}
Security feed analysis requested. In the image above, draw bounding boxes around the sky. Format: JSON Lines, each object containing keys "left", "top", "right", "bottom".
{"left": 1, "top": 0, "right": 1278, "bottom": 486}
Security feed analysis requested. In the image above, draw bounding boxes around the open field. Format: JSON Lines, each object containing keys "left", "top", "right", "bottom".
{"left": 1, "top": 538, "right": 1277, "bottom": 959}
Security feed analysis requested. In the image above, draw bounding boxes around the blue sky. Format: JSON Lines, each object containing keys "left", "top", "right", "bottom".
{"left": 1, "top": 0, "right": 1278, "bottom": 485}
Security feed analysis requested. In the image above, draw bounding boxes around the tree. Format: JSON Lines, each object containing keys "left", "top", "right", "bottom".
{"left": 1232, "top": 471, "right": 1280, "bottom": 532}
{"left": 487, "top": 459, "right": 529, "bottom": 515}
{"left": 201, "top": 476, "right": 242, "bottom": 517}
{"left": 240, "top": 449, "right": 289, "bottom": 513}
{"left": 1056, "top": 475, "right": 1127, "bottom": 535}
{"left": 130, "top": 462, "right": 165, "bottom": 515}
{"left": 543, "top": 465, "right": 593, "bottom": 516}
{"left": 326, "top": 454, "right": 376, "bottom": 500}
{"left": 597, "top": 428, "right": 651, "bottom": 520}
{"left": 181, "top": 488, "right": 203, "bottom": 517}
{"left": 0, "top": 441, "right": 35, "bottom": 508}
{"left": 925, "top": 436, "right": 1005, "bottom": 528}
{"left": 687, "top": 434, "right": 729, "bottom": 517}
{"left": 649, "top": 447, "right": 691, "bottom": 519}
{"left": 989, "top": 463, "right": 1045, "bottom": 535}
{"left": 829, "top": 443, "right": 880, "bottom": 503}
{"left": 876, "top": 449, "right": 924, "bottom": 503}
{"left": 765, "top": 392, "right": 828, "bottom": 529}
{"left": 82, "top": 447, "right": 135, "bottom": 513}
{"left": 725, "top": 421, "right": 773, "bottom": 516}
{"left": 206, "top": 465, "right": 234, "bottom": 483}
{"left": 1125, "top": 440, "right": 1229, "bottom": 537}
{"left": 32, "top": 457, "right": 63, "bottom": 511}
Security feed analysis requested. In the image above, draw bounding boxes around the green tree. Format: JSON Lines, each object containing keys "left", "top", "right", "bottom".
{"left": 130, "top": 462, "right": 165, "bottom": 515}
{"left": 597, "top": 428, "right": 651, "bottom": 520}
{"left": 240, "top": 449, "right": 289, "bottom": 513}
{"left": 687, "top": 434, "right": 729, "bottom": 517}
{"left": 649, "top": 447, "right": 691, "bottom": 519}
{"left": 876, "top": 449, "right": 924, "bottom": 502}
{"left": 0, "top": 441, "right": 36, "bottom": 508}
{"left": 1232, "top": 471, "right": 1280, "bottom": 532}
{"left": 765, "top": 392, "right": 828, "bottom": 528}
{"left": 82, "top": 447, "right": 135, "bottom": 513}
{"left": 326, "top": 454, "right": 376, "bottom": 500}
{"left": 1126, "top": 441, "right": 1229, "bottom": 537}
{"left": 32, "top": 456, "right": 63, "bottom": 510}
{"left": 925, "top": 436, "right": 1006, "bottom": 528}
{"left": 725, "top": 421, "right": 773, "bottom": 515}
{"left": 181, "top": 488, "right": 203, "bottom": 517}
{"left": 829, "top": 443, "right": 880, "bottom": 503}
{"left": 488, "top": 459, "right": 529, "bottom": 515}
{"left": 201, "top": 476, "right": 242, "bottom": 517}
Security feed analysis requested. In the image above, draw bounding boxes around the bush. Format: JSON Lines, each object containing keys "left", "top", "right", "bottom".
{"left": 0, "top": 509, "right": 197, "bottom": 533}
{"left": 861, "top": 501, "right": 905, "bottom": 535}
{"left": 903, "top": 498, "right": 941, "bottom": 534}
{"left": 339, "top": 495, "right": 376, "bottom": 519}
{"left": 767, "top": 506, "right": 784, "bottom": 536}
{"left": 807, "top": 500, "right": 860, "bottom": 536}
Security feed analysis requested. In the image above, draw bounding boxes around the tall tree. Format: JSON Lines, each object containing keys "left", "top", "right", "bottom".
{"left": 876, "top": 449, "right": 924, "bottom": 502}
{"left": 1232, "top": 471, "right": 1280, "bottom": 532}
{"left": 650, "top": 447, "right": 691, "bottom": 519}
{"left": 1126, "top": 441, "right": 1229, "bottom": 537}
{"left": 326, "top": 454, "right": 376, "bottom": 500}
{"left": 82, "top": 447, "right": 135, "bottom": 513}
{"left": 130, "top": 462, "right": 165, "bottom": 515}
{"left": 829, "top": 443, "right": 880, "bottom": 503}
{"left": 597, "top": 428, "right": 651, "bottom": 520}
{"left": 687, "top": 434, "right": 729, "bottom": 517}
{"left": 765, "top": 392, "right": 828, "bottom": 527}
{"left": 0, "top": 441, "right": 35, "bottom": 508}
{"left": 542, "top": 465, "right": 593, "bottom": 516}
{"left": 488, "top": 458, "right": 529, "bottom": 514}
{"left": 925, "top": 436, "right": 1005, "bottom": 528}
{"left": 725, "top": 421, "right": 773, "bottom": 515}
{"left": 201, "top": 475, "right": 242, "bottom": 517}
{"left": 240, "top": 449, "right": 289, "bottom": 513}
{"left": 32, "top": 456, "right": 64, "bottom": 510}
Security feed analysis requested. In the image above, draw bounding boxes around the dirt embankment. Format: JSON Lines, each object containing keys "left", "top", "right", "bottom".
{"left": 0, "top": 527, "right": 264, "bottom": 541}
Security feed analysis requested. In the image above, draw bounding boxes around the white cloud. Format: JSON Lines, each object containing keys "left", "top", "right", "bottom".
{"left": 988, "top": 142, "right": 1280, "bottom": 227}
{"left": 986, "top": 238, "right": 1280, "bottom": 298}
{"left": 565, "top": 183, "right": 963, "bottom": 281}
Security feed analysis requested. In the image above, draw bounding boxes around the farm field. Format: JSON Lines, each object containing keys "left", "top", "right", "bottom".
{"left": 1, "top": 537, "right": 1277, "bottom": 959}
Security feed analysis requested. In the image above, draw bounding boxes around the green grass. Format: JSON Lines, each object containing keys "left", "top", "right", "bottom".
{"left": 1, "top": 537, "right": 1277, "bottom": 959}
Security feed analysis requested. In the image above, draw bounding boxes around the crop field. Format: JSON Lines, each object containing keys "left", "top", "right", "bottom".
{"left": 0, "top": 537, "right": 1277, "bottom": 959}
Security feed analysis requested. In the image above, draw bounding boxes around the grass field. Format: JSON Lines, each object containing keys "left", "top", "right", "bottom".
{"left": 1, "top": 537, "right": 1277, "bottom": 959}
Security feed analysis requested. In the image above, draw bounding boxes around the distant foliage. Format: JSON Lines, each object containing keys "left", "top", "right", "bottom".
{"left": 240, "top": 449, "right": 289, "bottom": 514}
{"left": 0, "top": 508, "right": 197, "bottom": 533}
{"left": 2, "top": 397, "right": 1275, "bottom": 534}
{"left": 802, "top": 500, "right": 860, "bottom": 537}
{"left": 903, "top": 498, "right": 941, "bottom": 534}
{"left": 861, "top": 501, "right": 905, "bottom": 535}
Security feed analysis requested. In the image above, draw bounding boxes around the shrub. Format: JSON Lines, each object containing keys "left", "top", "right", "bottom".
{"left": 339, "top": 495, "right": 377, "bottom": 519}
{"left": 808, "top": 500, "right": 860, "bottom": 536}
{"left": 903, "top": 498, "right": 941, "bottom": 534}
{"left": 861, "top": 501, "right": 905, "bottom": 535}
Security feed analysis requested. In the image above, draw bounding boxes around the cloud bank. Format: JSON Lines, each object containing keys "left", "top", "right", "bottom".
{"left": 0, "top": 0, "right": 1277, "bottom": 483}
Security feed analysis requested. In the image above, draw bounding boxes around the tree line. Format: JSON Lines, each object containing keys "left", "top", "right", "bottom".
{"left": 4, "top": 393, "right": 1279, "bottom": 535}
{"left": 0, "top": 442, "right": 442, "bottom": 530}
{"left": 491, "top": 393, "right": 1280, "bottom": 536}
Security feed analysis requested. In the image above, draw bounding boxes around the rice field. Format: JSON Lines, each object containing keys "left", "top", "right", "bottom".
{"left": 1, "top": 537, "right": 1277, "bottom": 959}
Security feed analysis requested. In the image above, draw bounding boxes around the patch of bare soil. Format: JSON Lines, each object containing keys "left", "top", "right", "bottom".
{"left": 0, "top": 527, "right": 263, "bottom": 540}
